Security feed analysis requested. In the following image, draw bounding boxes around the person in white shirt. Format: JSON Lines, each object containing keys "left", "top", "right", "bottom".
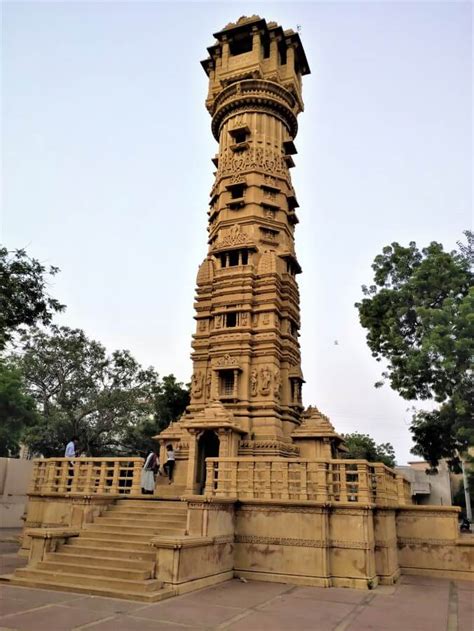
{"left": 163, "top": 444, "right": 175, "bottom": 484}
{"left": 65, "top": 437, "right": 77, "bottom": 458}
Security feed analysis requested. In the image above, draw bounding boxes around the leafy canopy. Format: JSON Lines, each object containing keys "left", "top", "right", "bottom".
{"left": 16, "top": 326, "right": 188, "bottom": 457}
{"left": 0, "top": 360, "right": 38, "bottom": 457}
{"left": 356, "top": 232, "right": 473, "bottom": 468}
{"left": 343, "top": 432, "right": 396, "bottom": 468}
{"left": 0, "top": 247, "right": 65, "bottom": 349}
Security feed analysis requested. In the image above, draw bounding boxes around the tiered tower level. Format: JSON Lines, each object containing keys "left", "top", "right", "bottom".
{"left": 158, "top": 16, "right": 327, "bottom": 493}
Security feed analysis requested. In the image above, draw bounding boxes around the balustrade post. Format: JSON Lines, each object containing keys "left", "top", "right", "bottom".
{"left": 248, "top": 461, "right": 255, "bottom": 499}
{"left": 372, "top": 464, "right": 386, "bottom": 506}
{"left": 204, "top": 459, "right": 215, "bottom": 496}
{"left": 339, "top": 464, "right": 348, "bottom": 502}
{"left": 131, "top": 459, "right": 143, "bottom": 495}
{"left": 262, "top": 462, "right": 272, "bottom": 498}
{"left": 281, "top": 461, "right": 289, "bottom": 500}
{"left": 300, "top": 461, "right": 308, "bottom": 500}
{"left": 316, "top": 461, "right": 328, "bottom": 502}
{"left": 229, "top": 460, "right": 238, "bottom": 497}
{"left": 45, "top": 461, "right": 56, "bottom": 493}
{"left": 356, "top": 464, "right": 371, "bottom": 503}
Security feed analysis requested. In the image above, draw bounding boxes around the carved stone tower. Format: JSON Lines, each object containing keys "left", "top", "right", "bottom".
{"left": 157, "top": 15, "right": 312, "bottom": 494}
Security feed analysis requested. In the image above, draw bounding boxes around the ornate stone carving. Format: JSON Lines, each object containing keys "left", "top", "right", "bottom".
{"left": 218, "top": 224, "right": 249, "bottom": 247}
{"left": 260, "top": 366, "right": 271, "bottom": 395}
{"left": 191, "top": 372, "right": 204, "bottom": 399}
{"left": 216, "top": 353, "right": 238, "bottom": 367}
{"left": 250, "top": 369, "right": 258, "bottom": 397}
{"left": 274, "top": 369, "right": 281, "bottom": 399}
{"left": 206, "top": 372, "right": 212, "bottom": 399}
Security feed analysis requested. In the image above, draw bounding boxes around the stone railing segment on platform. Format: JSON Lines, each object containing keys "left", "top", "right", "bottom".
{"left": 28, "top": 456, "right": 411, "bottom": 505}
{"left": 204, "top": 457, "right": 411, "bottom": 506}
{"left": 29, "top": 457, "right": 144, "bottom": 496}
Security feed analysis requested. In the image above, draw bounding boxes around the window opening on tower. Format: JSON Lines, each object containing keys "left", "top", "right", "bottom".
{"left": 219, "top": 371, "right": 235, "bottom": 397}
{"left": 230, "top": 183, "right": 246, "bottom": 199}
{"left": 219, "top": 249, "right": 250, "bottom": 268}
{"left": 229, "top": 34, "right": 253, "bottom": 56}
{"left": 225, "top": 312, "right": 237, "bottom": 327}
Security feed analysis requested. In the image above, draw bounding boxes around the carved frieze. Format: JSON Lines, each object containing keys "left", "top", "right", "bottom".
{"left": 215, "top": 353, "right": 239, "bottom": 367}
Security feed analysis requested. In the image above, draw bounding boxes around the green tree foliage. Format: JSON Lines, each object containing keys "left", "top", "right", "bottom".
{"left": 0, "top": 360, "right": 38, "bottom": 456}
{"left": 122, "top": 374, "right": 190, "bottom": 456}
{"left": 16, "top": 326, "right": 159, "bottom": 456}
{"left": 356, "top": 232, "right": 473, "bottom": 469}
{"left": 0, "top": 247, "right": 65, "bottom": 349}
{"left": 343, "top": 432, "right": 396, "bottom": 467}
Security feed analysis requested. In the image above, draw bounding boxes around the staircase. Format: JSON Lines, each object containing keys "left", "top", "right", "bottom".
{"left": 11, "top": 499, "right": 187, "bottom": 602}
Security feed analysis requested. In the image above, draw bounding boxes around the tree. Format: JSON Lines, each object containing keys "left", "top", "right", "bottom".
{"left": 0, "top": 360, "right": 38, "bottom": 457}
{"left": 121, "top": 374, "right": 190, "bottom": 456}
{"left": 16, "top": 326, "right": 159, "bottom": 456}
{"left": 343, "top": 432, "right": 396, "bottom": 467}
{"left": 356, "top": 232, "right": 473, "bottom": 469}
{"left": 0, "top": 247, "right": 64, "bottom": 349}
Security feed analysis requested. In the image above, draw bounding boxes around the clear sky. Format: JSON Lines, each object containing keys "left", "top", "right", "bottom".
{"left": 3, "top": 1, "right": 472, "bottom": 464}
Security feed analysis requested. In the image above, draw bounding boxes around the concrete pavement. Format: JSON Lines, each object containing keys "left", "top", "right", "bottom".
{"left": 0, "top": 532, "right": 472, "bottom": 631}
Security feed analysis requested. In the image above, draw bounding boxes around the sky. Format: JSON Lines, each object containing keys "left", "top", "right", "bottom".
{"left": 2, "top": 1, "right": 472, "bottom": 465}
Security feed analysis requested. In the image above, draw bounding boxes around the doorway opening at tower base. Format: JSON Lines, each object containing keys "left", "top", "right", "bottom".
{"left": 196, "top": 430, "right": 220, "bottom": 494}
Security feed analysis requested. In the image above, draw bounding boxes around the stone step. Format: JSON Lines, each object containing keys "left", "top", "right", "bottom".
{"left": 100, "top": 511, "right": 187, "bottom": 526}
{"left": 81, "top": 529, "right": 158, "bottom": 542}
{"left": 106, "top": 506, "right": 187, "bottom": 517}
{"left": 61, "top": 542, "right": 156, "bottom": 561}
{"left": 82, "top": 527, "right": 184, "bottom": 541}
{"left": 114, "top": 499, "right": 183, "bottom": 509}
{"left": 86, "top": 523, "right": 184, "bottom": 536}
{"left": 72, "top": 535, "right": 155, "bottom": 551}
{"left": 9, "top": 576, "right": 175, "bottom": 603}
{"left": 14, "top": 568, "right": 163, "bottom": 593}
{"left": 46, "top": 552, "right": 153, "bottom": 571}
{"left": 37, "top": 560, "right": 152, "bottom": 580}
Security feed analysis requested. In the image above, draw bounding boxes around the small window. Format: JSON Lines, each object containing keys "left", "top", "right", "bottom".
{"left": 241, "top": 250, "right": 248, "bottom": 265}
{"left": 262, "top": 38, "right": 270, "bottom": 59}
{"left": 225, "top": 312, "right": 237, "bottom": 327}
{"left": 230, "top": 184, "right": 246, "bottom": 199}
{"left": 279, "top": 43, "right": 287, "bottom": 65}
{"left": 229, "top": 35, "right": 252, "bottom": 56}
{"left": 228, "top": 251, "right": 239, "bottom": 266}
{"left": 220, "top": 371, "right": 235, "bottom": 396}
{"left": 233, "top": 131, "right": 247, "bottom": 144}
{"left": 220, "top": 254, "right": 227, "bottom": 268}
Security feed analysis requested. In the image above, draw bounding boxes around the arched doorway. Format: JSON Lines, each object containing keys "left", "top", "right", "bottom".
{"left": 196, "top": 430, "right": 220, "bottom": 494}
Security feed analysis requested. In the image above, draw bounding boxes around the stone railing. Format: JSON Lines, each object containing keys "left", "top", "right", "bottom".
{"left": 29, "top": 457, "right": 144, "bottom": 496}
{"left": 204, "top": 457, "right": 411, "bottom": 506}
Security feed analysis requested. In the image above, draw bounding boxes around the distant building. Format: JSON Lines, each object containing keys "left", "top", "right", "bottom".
{"left": 395, "top": 460, "right": 452, "bottom": 506}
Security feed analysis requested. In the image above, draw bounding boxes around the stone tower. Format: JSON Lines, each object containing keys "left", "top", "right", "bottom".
{"left": 157, "top": 15, "right": 314, "bottom": 493}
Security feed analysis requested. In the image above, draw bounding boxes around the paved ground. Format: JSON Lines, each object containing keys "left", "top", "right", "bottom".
{"left": 0, "top": 533, "right": 472, "bottom": 631}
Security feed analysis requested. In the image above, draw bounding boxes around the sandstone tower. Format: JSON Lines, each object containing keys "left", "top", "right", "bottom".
{"left": 157, "top": 15, "right": 341, "bottom": 494}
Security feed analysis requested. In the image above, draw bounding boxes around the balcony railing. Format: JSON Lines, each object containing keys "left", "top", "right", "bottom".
{"left": 204, "top": 457, "right": 411, "bottom": 506}
{"left": 29, "top": 457, "right": 144, "bottom": 496}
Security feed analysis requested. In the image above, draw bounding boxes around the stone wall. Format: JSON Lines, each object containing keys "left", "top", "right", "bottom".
{"left": 0, "top": 458, "right": 34, "bottom": 528}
